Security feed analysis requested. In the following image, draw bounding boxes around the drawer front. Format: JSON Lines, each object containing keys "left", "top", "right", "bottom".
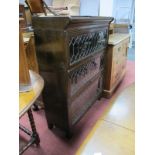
{"left": 111, "top": 68, "right": 122, "bottom": 86}
{"left": 121, "top": 41, "right": 129, "bottom": 67}
{"left": 111, "top": 62, "right": 122, "bottom": 87}
{"left": 69, "top": 75, "right": 100, "bottom": 125}
{"left": 112, "top": 44, "right": 123, "bottom": 80}
{"left": 68, "top": 53, "right": 103, "bottom": 97}
{"left": 111, "top": 41, "right": 128, "bottom": 87}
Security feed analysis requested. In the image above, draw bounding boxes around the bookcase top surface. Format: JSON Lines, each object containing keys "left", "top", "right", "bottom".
{"left": 32, "top": 16, "right": 114, "bottom": 29}
{"left": 33, "top": 16, "right": 113, "bottom": 20}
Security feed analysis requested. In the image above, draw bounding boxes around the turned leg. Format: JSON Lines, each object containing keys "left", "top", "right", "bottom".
{"left": 27, "top": 109, "right": 40, "bottom": 145}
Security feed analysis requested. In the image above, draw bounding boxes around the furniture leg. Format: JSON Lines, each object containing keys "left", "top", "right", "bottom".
{"left": 32, "top": 103, "right": 39, "bottom": 111}
{"left": 27, "top": 109, "right": 40, "bottom": 145}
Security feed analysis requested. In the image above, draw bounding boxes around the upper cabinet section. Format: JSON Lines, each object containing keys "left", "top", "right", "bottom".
{"left": 32, "top": 16, "right": 113, "bottom": 68}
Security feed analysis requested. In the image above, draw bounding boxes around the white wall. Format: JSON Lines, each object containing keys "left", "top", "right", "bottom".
{"left": 112, "top": 0, "right": 134, "bottom": 23}
{"left": 80, "top": 0, "right": 100, "bottom": 16}
{"left": 44, "top": 0, "right": 53, "bottom": 5}
{"left": 99, "top": 0, "right": 114, "bottom": 16}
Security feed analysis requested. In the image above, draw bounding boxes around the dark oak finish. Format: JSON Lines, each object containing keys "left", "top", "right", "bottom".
{"left": 32, "top": 16, "right": 113, "bottom": 136}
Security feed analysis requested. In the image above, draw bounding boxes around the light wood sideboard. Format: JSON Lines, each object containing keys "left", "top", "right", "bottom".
{"left": 103, "top": 33, "right": 130, "bottom": 98}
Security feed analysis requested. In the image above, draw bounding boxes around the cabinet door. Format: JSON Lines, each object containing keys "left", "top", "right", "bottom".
{"left": 19, "top": 30, "right": 30, "bottom": 85}
{"left": 111, "top": 43, "right": 123, "bottom": 87}
{"left": 68, "top": 29, "right": 108, "bottom": 66}
{"left": 111, "top": 38, "right": 129, "bottom": 88}
{"left": 121, "top": 39, "right": 129, "bottom": 70}
{"left": 68, "top": 53, "right": 103, "bottom": 97}
{"left": 69, "top": 75, "right": 100, "bottom": 125}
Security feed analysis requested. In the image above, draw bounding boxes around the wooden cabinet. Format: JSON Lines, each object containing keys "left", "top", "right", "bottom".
{"left": 19, "top": 4, "right": 27, "bottom": 28}
{"left": 103, "top": 33, "right": 130, "bottom": 98}
{"left": 24, "top": 34, "right": 39, "bottom": 73}
{"left": 32, "top": 16, "right": 113, "bottom": 136}
{"left": 19, "top": 30, "right": 30, "bottom": 86}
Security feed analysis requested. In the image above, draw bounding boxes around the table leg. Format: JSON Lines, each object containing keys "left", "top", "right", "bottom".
{"left": 27, "top": 109, "right": 40, "bottom": 145}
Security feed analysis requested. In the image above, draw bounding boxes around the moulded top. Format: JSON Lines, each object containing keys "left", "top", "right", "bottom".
{"left": 32, "top": 16, "right": 114, "bottom": 30}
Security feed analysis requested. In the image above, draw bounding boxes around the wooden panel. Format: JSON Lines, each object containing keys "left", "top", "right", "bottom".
{"left": 19, "top": 30, "right": 30, "bottom": 85}
{"left": 19, "top": 4, "right": 27, "bottom": 28}
{"left": 111, "top": 43, "right": 123, "bottom": 87}
{"left": 70, "top": 75, "right": 100, "bottom": 125}
{"left": 103, "top": 33, "right": 130, "bottom": 98}
{"left": 25, "top": 36, "right": 39, "bottom": 73}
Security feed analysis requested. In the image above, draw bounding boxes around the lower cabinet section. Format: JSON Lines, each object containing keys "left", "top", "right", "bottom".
{"left": 42, "top": 70, "right": 102, "bottom": 136}
{"left": 39, "top": 52, "right": 104, "bottom": 135}
{"left": 70, "top": 74, "right": 101, "bottom": 125}
{"left": 103, "top": 33, "right": 130, "bottom": 98}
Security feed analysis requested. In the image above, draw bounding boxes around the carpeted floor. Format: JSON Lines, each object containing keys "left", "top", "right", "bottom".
{"left": 20, "top": 60, "right": 135, "bottom": 155}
